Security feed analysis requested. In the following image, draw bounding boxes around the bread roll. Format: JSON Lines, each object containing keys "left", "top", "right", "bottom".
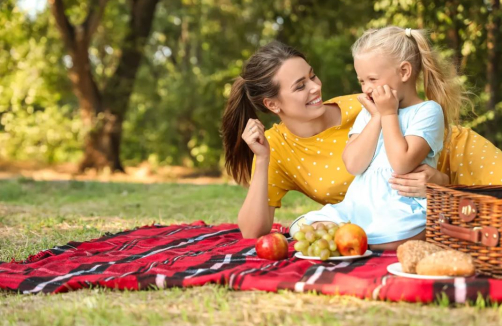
{"left": 416, "top": 250, "right": 475, "bottom": 277}
{"left": 397, "top": 240, "right": 443, "bottom": 274}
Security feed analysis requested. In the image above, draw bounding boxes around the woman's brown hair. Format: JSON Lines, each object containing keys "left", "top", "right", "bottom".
{"left": 221, "top": 41, "right": 306, "bottom": 185}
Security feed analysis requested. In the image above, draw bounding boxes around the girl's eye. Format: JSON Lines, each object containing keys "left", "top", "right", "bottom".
{"left": 310, "top": 74, "right": 317, "bottom": 80}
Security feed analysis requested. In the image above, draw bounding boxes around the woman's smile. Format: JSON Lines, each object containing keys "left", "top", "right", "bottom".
{"left": 306, "top": 96, "right": 323, "bottom": 106}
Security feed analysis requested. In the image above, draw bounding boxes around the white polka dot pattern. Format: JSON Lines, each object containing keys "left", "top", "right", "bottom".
{"left": 250, "top": 95, "right": 361, "bottom": 207}
{"left": 438, "top": 126, "right": 502, "bottom": 186}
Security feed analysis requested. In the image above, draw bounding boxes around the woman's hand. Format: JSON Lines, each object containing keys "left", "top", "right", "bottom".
{"left": 389, "top": 164, "right": 449, "bottom": 197}
{"left": 242, "top": 119, "right": 270, "bottom": 158}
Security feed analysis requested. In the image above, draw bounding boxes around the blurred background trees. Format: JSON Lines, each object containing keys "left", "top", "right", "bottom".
{"left": 0, "top": 0, "right": 500, "bottom": 173}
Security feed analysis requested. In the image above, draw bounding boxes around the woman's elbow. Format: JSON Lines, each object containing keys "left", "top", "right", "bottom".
{"left": 239, "top": 227, "right": 269, "bottom": 239}
{"left": 237, "top": 217, "right": 271, "bottom": 239}
{"left": 240, "top": 230, "right": 261, "bottom": 239}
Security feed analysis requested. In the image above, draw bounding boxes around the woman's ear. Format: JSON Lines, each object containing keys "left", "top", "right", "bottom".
{"left": 400, "top": 61, "right": 413, "bottom": 82}
{"left": 263, "top": 98, "right": 281, "bottom": 114}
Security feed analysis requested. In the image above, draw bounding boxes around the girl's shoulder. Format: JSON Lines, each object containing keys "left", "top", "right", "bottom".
{"left": 406, "top": 100, "right": 441, "bottom": 111}
{"left": 403, "top": 100, "right": 443, "bottom": 119}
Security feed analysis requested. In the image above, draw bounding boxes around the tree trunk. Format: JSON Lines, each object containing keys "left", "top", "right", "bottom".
{"left": 445, "top": 1, "right": 462, "bottom": 69}
{"left": 486, "top": 0, "right": 501, "bottom": 112}
{"left": 485, "top": 0, "right": 501, "bottom": 144}
{"left": 49, "top": 0, "right": 160, "bottom": 173}
{"left": 79, "top": 112, "right": 124, "bottom": 171}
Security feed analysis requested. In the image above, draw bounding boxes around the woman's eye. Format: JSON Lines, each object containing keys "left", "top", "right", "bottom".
{"left": 296, "top": 84, "right": 305, "bottom": 90}
{"left": 310, "top": 74, "right": 317, "bottom": 80}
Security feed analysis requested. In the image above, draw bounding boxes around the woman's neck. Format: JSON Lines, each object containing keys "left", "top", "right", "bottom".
{"left": 281, "top": 104, "right": 341, "bottom": 138}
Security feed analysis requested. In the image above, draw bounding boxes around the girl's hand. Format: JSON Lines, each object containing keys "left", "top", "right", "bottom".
{"left": 357, "top": 94, "right": 380, "bottom": 118}
{"left": 388, "top": 164, "right": 449, "bottom": 197}
{"left": 242, "top": 119, "right": 270, "bottom": 158}
{"left": 372, "top": 85, "right": 399, "bottom": 116}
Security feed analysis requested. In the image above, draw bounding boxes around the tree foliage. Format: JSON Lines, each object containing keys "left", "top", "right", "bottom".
{"left": 0, "top": 0, "right": 500, "bottom": 169}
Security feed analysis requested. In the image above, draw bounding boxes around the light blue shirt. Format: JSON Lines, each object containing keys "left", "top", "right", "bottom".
{"left": 303, "top": 101, "right": 444, "bottom": 244}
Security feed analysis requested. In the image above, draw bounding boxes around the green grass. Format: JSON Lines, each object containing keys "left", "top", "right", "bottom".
{"left": 1, "top": 178, "right": 502, "bottom": 326}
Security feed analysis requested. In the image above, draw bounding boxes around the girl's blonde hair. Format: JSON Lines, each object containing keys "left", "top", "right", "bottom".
{"left": 351, "top": 26, "right": 471, "bottom": 139}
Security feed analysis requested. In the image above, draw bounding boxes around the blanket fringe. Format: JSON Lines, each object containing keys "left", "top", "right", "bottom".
{"left": 11, "top": 249, "right": 56, "bottom": 264}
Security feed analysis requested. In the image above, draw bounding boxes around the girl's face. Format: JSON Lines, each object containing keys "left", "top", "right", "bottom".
{"left": 266, "top": 57, "right": 324, "bottom": 121}
{"left": 354, "top": 52, "right": 405, "bottom": 102}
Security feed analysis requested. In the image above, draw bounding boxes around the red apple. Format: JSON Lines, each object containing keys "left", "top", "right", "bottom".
{"left": 255, "top": 233, "right": 289, "bottom": 260}
{"left": 334, "top": 224, "right": 368, "bottom": 256}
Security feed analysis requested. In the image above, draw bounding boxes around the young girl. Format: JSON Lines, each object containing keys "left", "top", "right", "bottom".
{"left": 295, "top": 26, "right": 470, "bottom": 250}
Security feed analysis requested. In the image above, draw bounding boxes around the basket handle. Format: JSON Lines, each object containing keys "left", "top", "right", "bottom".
{"left": 439, "top": 214, "right": 499, "bottom": 247}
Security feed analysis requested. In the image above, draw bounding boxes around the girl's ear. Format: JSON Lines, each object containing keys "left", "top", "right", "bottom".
{"left": 400, "top": 61, "right": 413, "bottom": 82}
{"left": 263, "top": 98, "right": 281, "bottom": 114}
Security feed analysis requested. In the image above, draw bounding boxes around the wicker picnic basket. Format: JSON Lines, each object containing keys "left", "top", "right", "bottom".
{"left": 426, "top": 183, "right": 502, "bottom": 278}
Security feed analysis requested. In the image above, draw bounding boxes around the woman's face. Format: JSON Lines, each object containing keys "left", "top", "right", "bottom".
{"left": 267, "top": 57, "right": 324, "bottom": 121}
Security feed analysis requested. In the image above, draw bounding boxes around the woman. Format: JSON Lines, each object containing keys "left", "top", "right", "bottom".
{"left": 221, "top": 41, "right": 502, "bottom": 248}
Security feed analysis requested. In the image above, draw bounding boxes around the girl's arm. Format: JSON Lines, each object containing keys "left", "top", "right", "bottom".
{"left": 342, "top": 95, "right": 381, "bottom": 175}
{"left": 381, "top": 117, "right": 431, "bottom": 174}
{"left": 237, "top": 118, "right": 276, "bottom": 238}
{"left": 375, "top": 86, "right": 431, "bottom": 175}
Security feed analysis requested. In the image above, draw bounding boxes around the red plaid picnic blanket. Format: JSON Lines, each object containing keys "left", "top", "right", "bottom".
{"left": 1, "top": 221, "right": 500, "bottom": 303}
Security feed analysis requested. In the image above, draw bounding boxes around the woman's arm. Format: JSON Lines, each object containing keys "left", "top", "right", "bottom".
{"left": 342, "top": 95, "right": 382, "bottom": 175}
{"left": 389, "top": 164, "right": 449, "bottom": 197}
{"left": 237, "top": 118, "right": 276, "bottom": 238}
{"left": 238, "top": 156, "right": 277, "bottom": 238}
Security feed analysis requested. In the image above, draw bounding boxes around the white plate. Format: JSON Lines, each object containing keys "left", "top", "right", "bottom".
{"left": 288, "top": 215, "right": 306, "bottom": 238}
{"left": 386, "top": 262, "right": 457, "bottom": 280}
{"left": 294, "top": 250, "right": 373, "bottom": 261}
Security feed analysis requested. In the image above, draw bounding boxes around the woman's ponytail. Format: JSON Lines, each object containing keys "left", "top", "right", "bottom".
{"left": 221, "top": 41, "right": 306, "bottom": 185}
{"left": 221, "top": 77, "right": 259, "bottom": 186}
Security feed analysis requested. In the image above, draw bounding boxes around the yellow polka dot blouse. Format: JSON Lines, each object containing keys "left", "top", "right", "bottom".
{"left": 439, "top": 126, "right": 502, "bottom": 186}
{"left": 252, "top": 94, "right": 502, "bottom": 208}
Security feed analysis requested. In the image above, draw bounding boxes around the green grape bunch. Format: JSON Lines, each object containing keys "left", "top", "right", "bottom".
{"left": 293, "top": 223, "right": 345, "bottom": 261}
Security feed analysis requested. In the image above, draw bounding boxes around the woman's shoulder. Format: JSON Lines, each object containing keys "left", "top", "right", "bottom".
{"left": 324, "top": 94, "right": 363, "bottom": 111}
{"left": 265, "top": 123, "right": 286, "bottom": 139}
{"left": 324, "top": 94, "right": 363, "bottom": 128}
{"left": 264, "top": 123, "right": 291, "bottom": 151}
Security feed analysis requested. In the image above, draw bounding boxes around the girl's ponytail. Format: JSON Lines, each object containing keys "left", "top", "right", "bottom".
{"left": 411, "top": 30, "right": 471, "bottom": 139}
{"left": 221, "top": 77, "right": 258, "bottom": 186}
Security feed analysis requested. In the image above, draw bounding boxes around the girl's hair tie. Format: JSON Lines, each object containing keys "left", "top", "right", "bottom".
{"left": 405, "top": 28, "right": 412, "bottom": 38}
